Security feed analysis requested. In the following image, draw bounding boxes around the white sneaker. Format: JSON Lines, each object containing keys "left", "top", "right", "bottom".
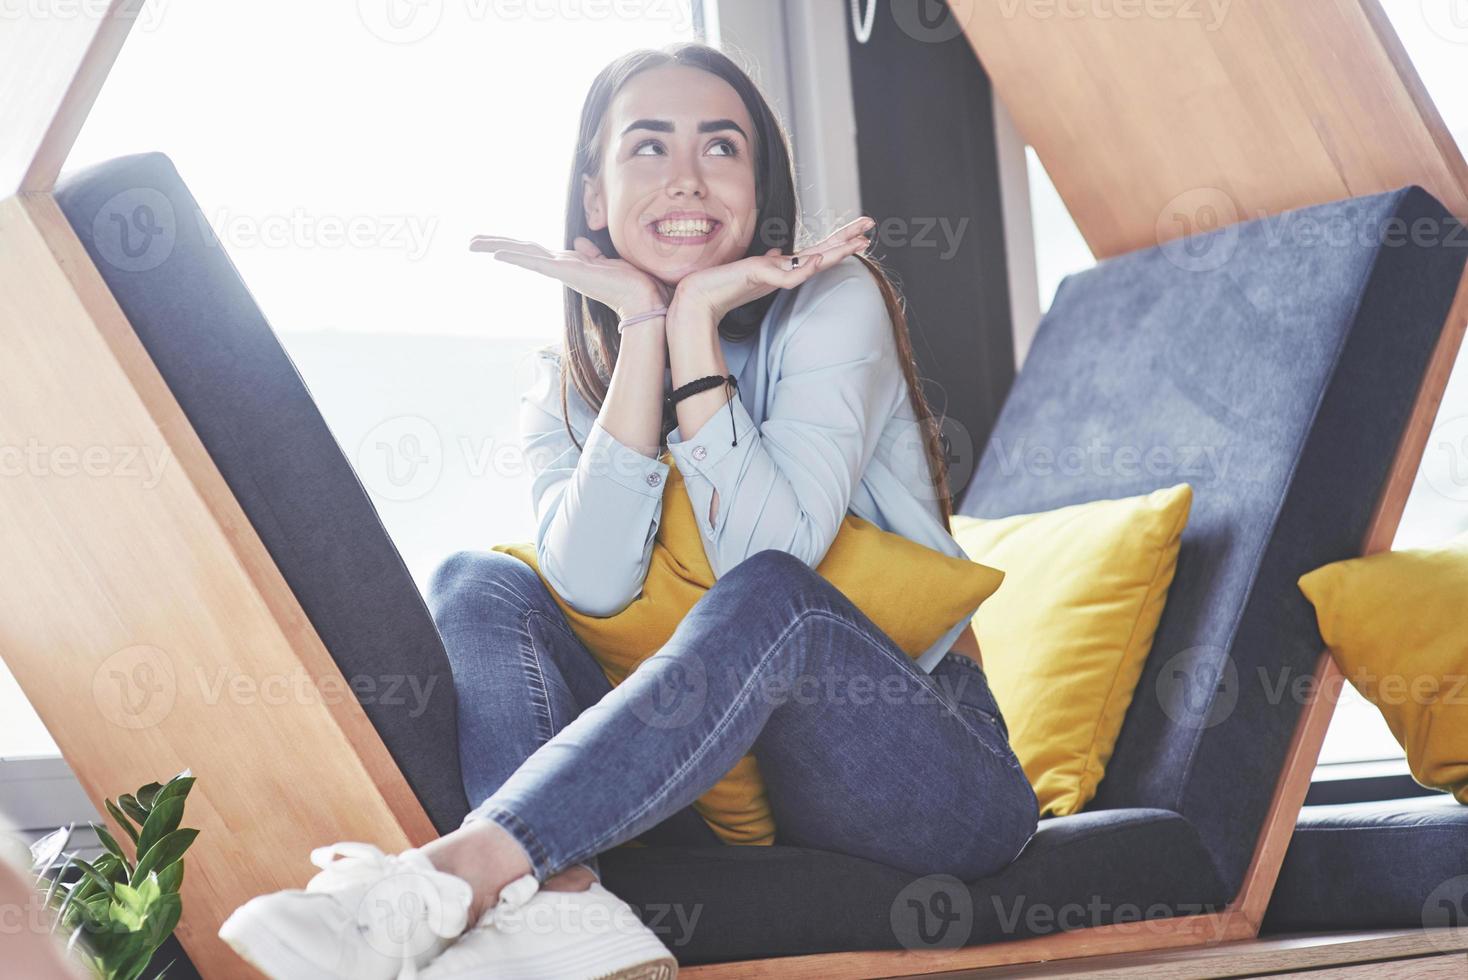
{"left": 422, "top": 875, "right": 677, "bottom": 980}
{"left": 219, "top": 841, "right": 474, "bottom": 979}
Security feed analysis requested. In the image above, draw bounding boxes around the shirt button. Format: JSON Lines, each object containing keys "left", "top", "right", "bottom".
{"left": 692, "top": 445, "right": 708, "bottom": 461}
{"left": 646, "top": 472, "right": 662, "bottom": 487}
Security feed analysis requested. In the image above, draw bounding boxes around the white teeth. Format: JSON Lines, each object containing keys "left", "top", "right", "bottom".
{"left": 654, "top": 219, "right": 715, "bottom": 237}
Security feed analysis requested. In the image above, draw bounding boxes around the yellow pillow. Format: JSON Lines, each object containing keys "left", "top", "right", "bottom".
{"left": 1298, "top": 532, "right": 1468, "bottom": 804}
{"left": 495, "top": 455, "right": 1004, "bottom": 846}
{"left": 950, "top": 485, "right": 1193, "bottom": 817}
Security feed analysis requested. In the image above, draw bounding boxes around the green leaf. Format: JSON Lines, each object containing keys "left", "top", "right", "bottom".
{"left": 113, "top": 881, "right": 146, "bottom": 914}
{"left": 106, "top": 798, "right": 141, "bottom": 847}
{"left": 152, "top": 775, "right": 195, "bottom": 810}
{"left": 145, "top": 892, "right": 182, "bottom": 949}
{"left": 135, "top": 797, "right": 184, "bottom": 862}
{"left": 92, "top": 821, "right": 132, "bottom": 869}
{"left": 156, "top": 859, "right": 184, "bottom": 895}
{"left": 119, "top": 794, "right": 149, "bottom": 826}
{"left": 69, "top": 857, "right": 116, "bottom": 899}
{"left": 134, "top": 781, "right": 166, "bottom": 810}
{"left": 133, "top": 829, "right": 198, "bottom": 885}
{"left": 109, "top": 891, "right": 146, "bottom": 931}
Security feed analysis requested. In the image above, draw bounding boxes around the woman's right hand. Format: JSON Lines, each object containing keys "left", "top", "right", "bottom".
{"left": 470, "top": 234, "right": 670, "bottom": 318}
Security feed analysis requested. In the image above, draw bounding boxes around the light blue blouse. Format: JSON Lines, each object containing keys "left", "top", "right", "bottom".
{"left": 518, "top": 254, "right": 977, "bottom": 675}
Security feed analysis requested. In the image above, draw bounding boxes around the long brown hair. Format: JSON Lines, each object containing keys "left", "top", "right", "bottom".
{"left": 555, "top": 41, "right": 953, "bottom": 526}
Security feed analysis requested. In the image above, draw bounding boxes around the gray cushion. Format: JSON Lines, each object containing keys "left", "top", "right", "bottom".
{"left": 956, "top": 185, "right": 1466, "bottom": 899}
{"left": 601, "top": 807, "right": 1226, "bottom": 963}
{"left": 1264, "top": 794, "right": 1468, "bottom": 932}
{"left": 55, "top": 152, "right": 472, "bottom": 835}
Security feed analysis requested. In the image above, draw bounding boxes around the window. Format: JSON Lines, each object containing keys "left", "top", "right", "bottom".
{"left": 1, "top": 1, "right": 699, "bottom": 762}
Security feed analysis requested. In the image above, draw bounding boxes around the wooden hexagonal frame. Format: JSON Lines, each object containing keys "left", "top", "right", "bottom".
{"left": 2, "top": 1, "right": 1466, "bottom": 976}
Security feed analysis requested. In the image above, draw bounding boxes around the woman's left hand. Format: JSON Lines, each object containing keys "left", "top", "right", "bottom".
{"left": 672, "top": 216, "right": 877, "bottom": 321}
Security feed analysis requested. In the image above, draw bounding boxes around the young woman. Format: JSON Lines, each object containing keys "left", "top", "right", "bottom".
{"left": 219, "top": 41, "right": 1038, "bottom": 980}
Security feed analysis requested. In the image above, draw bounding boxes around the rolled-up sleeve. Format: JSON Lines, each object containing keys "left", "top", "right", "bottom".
{"left": 665, "top": 268, "right": 905, "bottom": 577}
{"left": 520, "top": 349, "right": 670, "bottom": 616}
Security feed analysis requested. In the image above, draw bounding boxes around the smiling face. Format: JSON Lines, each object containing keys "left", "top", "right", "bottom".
{"left": 582, "top": 64, "right": 760, "bottom": 288}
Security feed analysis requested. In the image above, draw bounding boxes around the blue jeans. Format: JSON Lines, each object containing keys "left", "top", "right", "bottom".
{"left": 427, "top": 548, "right": 1038, "bottom": 885}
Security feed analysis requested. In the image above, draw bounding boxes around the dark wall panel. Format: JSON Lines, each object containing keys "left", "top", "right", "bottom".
{"left": 845, "top": 0, "right": 1016, "bottom": 504}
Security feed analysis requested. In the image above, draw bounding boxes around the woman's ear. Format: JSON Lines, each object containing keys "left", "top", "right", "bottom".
{"left": 582, "top": 175, "right": 607, "bottom": 232}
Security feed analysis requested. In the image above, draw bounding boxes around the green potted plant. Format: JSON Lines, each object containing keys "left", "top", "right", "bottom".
{"left": 29, "top": 769, "right": 200, "bottom": 980}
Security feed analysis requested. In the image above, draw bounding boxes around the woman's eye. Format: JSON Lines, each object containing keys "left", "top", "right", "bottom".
{"left": 630, "top": 138, "right": 740, "bottom": 158}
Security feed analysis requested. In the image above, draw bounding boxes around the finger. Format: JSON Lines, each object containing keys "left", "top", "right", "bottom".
{"left": 764, "top": 250, "right": 826, "bottom": 283}
{"left": 469, "top": 236, "right": 554, "bottom": 258}
{"left": 572, "top": 236, "right": 603, "bottom": 260}
{"left": 804, "top": 216, "right": 876, "bottom": 254}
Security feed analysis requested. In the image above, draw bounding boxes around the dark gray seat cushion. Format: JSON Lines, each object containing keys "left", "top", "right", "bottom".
{"left": 55, "top": 152, "right": 472, "bottom": 835}
{"left": 601, "top": 807, "right": 1225, "bottom": 963}
{"left": 1264, "top": 794, "right": 1468, "bottom": 933}
{"left": 56, "top": 151, "right": 1465, "bottom": 965}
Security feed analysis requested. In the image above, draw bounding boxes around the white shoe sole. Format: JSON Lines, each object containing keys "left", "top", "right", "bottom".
{"left": 426, "top": 927, "right": 677, "bottom": 980}
{"left": 219, "top": 903, "right": 337, "bottom": 980}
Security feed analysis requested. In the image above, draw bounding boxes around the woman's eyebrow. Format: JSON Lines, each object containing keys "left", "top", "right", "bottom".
{"left": 620, "top": 118, "right": 749, "bottom": 141}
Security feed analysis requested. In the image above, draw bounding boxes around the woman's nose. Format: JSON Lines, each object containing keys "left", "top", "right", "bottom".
{"left": 667, "top": 164, "right": 706, "bottom": 198}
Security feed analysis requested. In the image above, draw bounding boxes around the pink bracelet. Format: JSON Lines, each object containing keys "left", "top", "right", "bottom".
{"left": 617, "top": 306, "right": 669, "bottom": 335}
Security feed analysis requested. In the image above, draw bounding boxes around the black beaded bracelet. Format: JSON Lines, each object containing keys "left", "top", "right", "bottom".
{"left": 667, "top": 374, "right": 741, "bottom": 446}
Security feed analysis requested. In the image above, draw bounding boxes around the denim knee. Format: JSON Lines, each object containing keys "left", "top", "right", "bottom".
{"left": 715, "top": 549, "right": 839, "bottom": 613}
{"left": 427, "top": 550, "right": 546, "bottom": 635}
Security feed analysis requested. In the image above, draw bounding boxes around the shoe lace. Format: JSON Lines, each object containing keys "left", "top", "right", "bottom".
{"left": 308, "top": 842, "right": 471, "bottom": 943}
